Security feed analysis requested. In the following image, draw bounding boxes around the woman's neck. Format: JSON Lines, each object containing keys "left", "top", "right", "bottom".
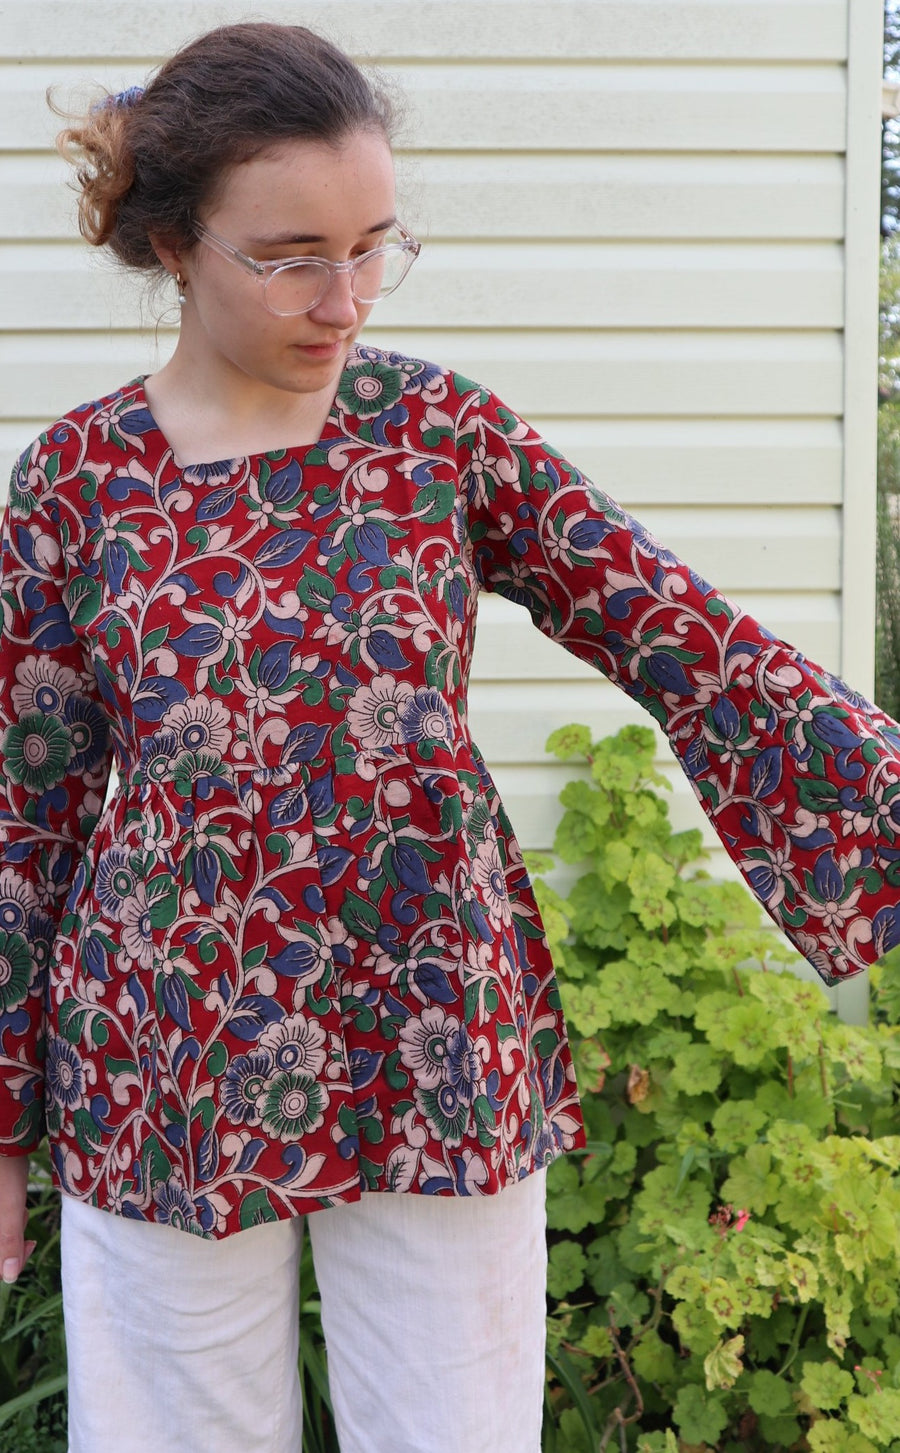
{"left": 142, "top": 342, "right": 349, "bottom": 466}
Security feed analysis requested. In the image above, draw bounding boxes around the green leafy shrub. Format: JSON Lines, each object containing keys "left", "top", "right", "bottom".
{"left": 535, "top": 724, "right": 900, "bottom": 1452}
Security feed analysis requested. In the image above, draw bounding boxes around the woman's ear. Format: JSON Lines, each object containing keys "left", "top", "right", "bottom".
{"left": 148, "top": 232, "right": 182, "bottom": 279}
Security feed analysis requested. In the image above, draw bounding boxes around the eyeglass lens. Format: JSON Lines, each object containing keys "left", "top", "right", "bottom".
{"left": 264, "top": 247, "right": 412, "bottom": 315}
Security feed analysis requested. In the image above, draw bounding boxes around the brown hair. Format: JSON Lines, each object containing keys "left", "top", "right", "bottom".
{"left": 55, "top": 22, "right": 395, "bottom": 274}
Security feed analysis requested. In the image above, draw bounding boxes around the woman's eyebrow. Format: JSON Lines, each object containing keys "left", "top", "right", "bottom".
{"left": 251, "top": 217, "right": 397, "bottom": 247}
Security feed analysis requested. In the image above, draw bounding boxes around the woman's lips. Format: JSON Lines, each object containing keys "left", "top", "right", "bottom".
{"left": 293, "top": 340, "right": 345, "bottom": 359}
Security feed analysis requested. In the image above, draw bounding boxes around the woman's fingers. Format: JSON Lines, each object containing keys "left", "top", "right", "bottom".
{"left": 0, "top": 1155, "right": 30, "bottom": 1283}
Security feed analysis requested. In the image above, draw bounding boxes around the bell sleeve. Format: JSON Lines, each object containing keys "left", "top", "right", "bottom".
{"left": 457, "top": 380, "right": 900, "bottom": 986}
{"left": 0, "top": 445, "right": 113, "bottom": 1151}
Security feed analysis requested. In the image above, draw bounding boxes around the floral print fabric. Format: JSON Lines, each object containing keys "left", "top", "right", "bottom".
{"left": 1, "top": 345, "right": 898, "bottom": 1237}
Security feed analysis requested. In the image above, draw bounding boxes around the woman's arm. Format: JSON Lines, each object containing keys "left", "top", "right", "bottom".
{"left": 0, "top": 449, "right": 113, "bottom": 1154}
{"left": 457, "top": 381, "right": 900, "bottom": 984}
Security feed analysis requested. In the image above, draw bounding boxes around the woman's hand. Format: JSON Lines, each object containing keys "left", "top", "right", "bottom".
{"left": 0, "top": 1154, "right": 35, "bottom": 1283}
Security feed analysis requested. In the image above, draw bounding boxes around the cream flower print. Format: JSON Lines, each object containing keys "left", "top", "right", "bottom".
{"left": 346, "top": 674, "right": 414, "bottom": 748}
{"left": 162, "top": 695, "right": 232, "bottom": 756}
{"left": 10, "top": 656, "right": 79, "bottom": 717}
{"left": 472, "top": 841, "right": 512, "bottom": 925}
{"left": 258, "top": 1013, "right": 328, "bottom": 1078}
{"left": 119, "top": 885, "right": 156, "bottom": 969}
{"left": 397, "top": 1006, "right": 461, "bottom": 1090}
{"left": 0, "top": 867, "right": 38, "bottom": 935}
{"left": 460, "top": 434, "right": 517, "bottom": 509}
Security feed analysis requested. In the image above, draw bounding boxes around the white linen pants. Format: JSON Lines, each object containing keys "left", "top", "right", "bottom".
{"left": 61, "top": 1170, "right": 547, "bottom": 1453}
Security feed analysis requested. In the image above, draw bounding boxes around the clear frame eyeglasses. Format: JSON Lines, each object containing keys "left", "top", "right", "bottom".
{"left": 192, "top": 221, "right": 421, "bottom": 317}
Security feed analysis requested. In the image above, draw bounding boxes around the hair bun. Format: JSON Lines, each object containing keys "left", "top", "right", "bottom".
{"left": 56, "top": 22, "right": 395, "bottom": 274}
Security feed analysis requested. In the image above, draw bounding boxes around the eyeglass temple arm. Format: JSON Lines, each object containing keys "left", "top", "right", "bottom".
{"left": 192, "top": 224, "right": 264, "bottom": 277}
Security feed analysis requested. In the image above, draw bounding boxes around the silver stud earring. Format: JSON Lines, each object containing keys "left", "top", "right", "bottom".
{"left": 176, "top": 271, "right": 187, "bottom": 305}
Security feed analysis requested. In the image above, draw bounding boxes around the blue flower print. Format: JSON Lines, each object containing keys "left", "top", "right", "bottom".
{"left": 63, "top": 695, "right": 110, "bottom": 773}
{"left": 221, "top": 1050, "right": 273, "bottom": 1127}
{"left": 95, "top": 846, "right": 137, "bottom": 921}
{"left": 153, "top": 1179, "right": 201, "bottom": 1232}
{"left": 619, "top": 514, "right": 681, "bottom": 569}
{"left": 46, "top": 1033, "right": 85, "bottom": 1108}
{"left": 446, "top": 1027, "right": 482, "bottom": 1104}
{"left": 399, "top": 689, "right": 453, "bottom": 745}
{"left": 140, "top": 729, "right": 180, "bottom": 785}
{"left": 181, "top": 460, "right": 240, "bottom": 488}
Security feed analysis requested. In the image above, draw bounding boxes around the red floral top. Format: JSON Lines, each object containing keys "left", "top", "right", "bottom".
{"left": 0, "top": 346, "right": 897, "bottom": 1237}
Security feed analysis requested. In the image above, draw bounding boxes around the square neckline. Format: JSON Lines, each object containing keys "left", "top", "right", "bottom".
{"left": 133, "top": 345, "right": 357, "bottom": 472}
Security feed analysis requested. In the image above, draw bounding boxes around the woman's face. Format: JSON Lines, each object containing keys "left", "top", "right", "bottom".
{"left": 176, "top": 129, "right": 397, "bottom": 396}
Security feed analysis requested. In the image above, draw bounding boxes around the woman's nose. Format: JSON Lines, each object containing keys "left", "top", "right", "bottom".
{"left": 309, "top": 268, "right": 359, "bottom": 330}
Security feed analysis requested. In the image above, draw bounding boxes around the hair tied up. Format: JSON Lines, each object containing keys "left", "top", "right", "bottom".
{"left": 90, "top": 85, "right": 145, "bottom": 116}
{"left": 57, "top": 23, "right": 395, "bottom": 271}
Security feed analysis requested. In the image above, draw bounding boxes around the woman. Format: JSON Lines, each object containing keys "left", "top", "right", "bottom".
{"left": 0, "top": 20, "right": 898, "bottom": 1453}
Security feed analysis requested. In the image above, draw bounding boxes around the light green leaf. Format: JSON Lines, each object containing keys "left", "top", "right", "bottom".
{"left": 704, "top": 1334, "right": 745, "bottom": 1390}
{"left": 576, "top": 1323, "right": 613, "bottom": 1360}
{"left": 720, "top": 1143, "right": 781, "bottom": 1215}
{"left": 705, "top": 1274, "right": 766, "bottom": 1327}
{"left": 826, "top": 1023, "right": 884, "bottom": 1085}
{"left": 523, "top": 850, "right": 556, "bottom": 877}
{"left": 673, "top": 1384, "right": 729, "bottom": 1444}
{"left": 608, "top": 1280, "right": 650, "bottom": 1327}
{"left": 801, "top": 1360, "right": 855, "bottom": 1412}
{"left": 711, "top": 1099, "right": 768, "bottom": 1151}
{"left": 546, "top": 723, "right": 593, "bottom": 760}
{"left": 602, "top": 840, "right": 634, "bottom": 883}
{"left": 596, "top": 960, "right": 680, "bottom": 1026}
{"left": 627, "top": 851, "right": 677, "bottom": 930}
{"left": 671, "top": 1300, "right": 721, "bottom": 1356}
{"left": 559, "top": 981, "right": 612, "bottom": 1038}
{"left": 694, "top": 989, "right": 737, "bottom": 1039}
{"left": 547, "top": 1179, "right": 609, "bottom": 1235}
{"left": 747, "top": 1368, "right": 793, "bottom": 1416}
{"left": 847, "top": 1389, "right": 900, "bottom": 1442}
{"left": 547, "top": 1239, "right": 587, "bottom": 1299}
{"left": 669, "top": 1042, "right": 724, "bottom": 1096}
{"left": 808, "top": 1424, "right": 879, "bottom": 1453}
{"left": 553, "top": 811, "right": 597, "bottom": 863}
{"left": 635, "top": 1435, "right": 679, "bottom": 1453}
{"left": 866, "top": 1278, "right": 898, "bottom": 1318}
{"left": 716, "top": 999, "right": 778, "bottom": 1066}
{"left": 632, "top": 1329, "right": 678, "bottom": 1385}
{"left": 783, "top": 1252, "right": 820, "bottom": 1303}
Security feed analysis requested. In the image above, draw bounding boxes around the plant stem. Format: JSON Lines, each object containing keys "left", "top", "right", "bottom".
{"left": 777, "top": 1302, "right": 810, "bottom": 1376}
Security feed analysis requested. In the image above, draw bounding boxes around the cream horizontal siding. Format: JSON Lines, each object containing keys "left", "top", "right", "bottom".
{"left": 0, "top": 0, "right": 884, "bottom": 1020}
{"left": 9, "top": 153, "right": 849, "bottom": 242}
{"left": 0, "top": 242, "right": 848, "bottom": 331}
{"left": 0, "top": 2, "right": 850, "bottom": 60}
{"left": 0, "top": 62, "right": 849, "bottom": 153}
